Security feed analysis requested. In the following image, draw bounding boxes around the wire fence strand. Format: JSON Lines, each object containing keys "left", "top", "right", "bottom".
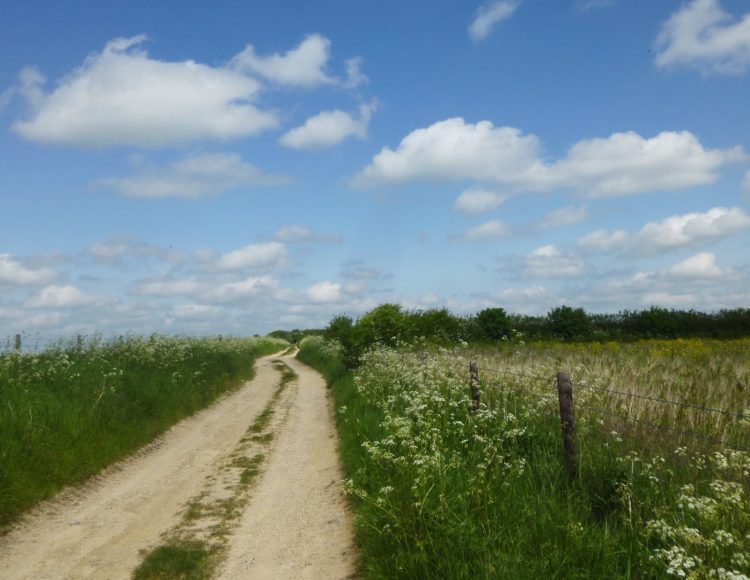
{"left": 575, "top": 382, "right": 750, "bottom": 421}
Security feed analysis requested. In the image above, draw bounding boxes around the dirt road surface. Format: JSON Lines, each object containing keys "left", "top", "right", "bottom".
{"left": 0, "top": 353, "right": 356, "bottom": 579}
{"left": 217, "top": 355, "right": 356, "bottom": 579}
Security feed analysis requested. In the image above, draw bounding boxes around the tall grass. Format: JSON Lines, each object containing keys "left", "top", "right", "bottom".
{"left": 0, "top": 335, "right": 285, "bottom": 528}
{"left": 302, "top": 337, "right": 750, "bottom": 578}
{"left": 464, "top": 339, "right": 750, "bottom": 452}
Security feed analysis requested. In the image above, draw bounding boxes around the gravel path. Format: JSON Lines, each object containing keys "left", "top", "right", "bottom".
{"left": 217, "top": 354, "right": 356, "bottom": 579}
{"left": 0, "top": 353, "right": 356, "bottom": 579}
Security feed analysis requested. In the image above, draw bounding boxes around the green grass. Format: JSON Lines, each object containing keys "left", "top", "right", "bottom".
{"left": 299, "top": 337, "right": 750, "bottom": 579}
{"left": 0, "top": 335, "right": 285, "bottom": 528}
{"left": 132, "top": 541, "right": 215, "bottom": 580}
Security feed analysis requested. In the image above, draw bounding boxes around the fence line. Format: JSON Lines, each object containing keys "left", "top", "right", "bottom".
{"left": 450, "top": 356, "right": 750, "bottom": 475}
{"left": 465, "top": 360, "right": 748, "bottom": 422}
{"left": 575, "top": 382, "right": 750, "bottom": 421}
{"left": 575, "top": 401, "right": 750, "bottom": 454}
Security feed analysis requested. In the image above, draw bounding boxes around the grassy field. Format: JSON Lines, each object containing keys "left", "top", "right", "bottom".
{"left": 0, "top": 335, "right": 285, "bottom": 528}
{"left": 300, "top": 337, "right": 750, "bottom": 579}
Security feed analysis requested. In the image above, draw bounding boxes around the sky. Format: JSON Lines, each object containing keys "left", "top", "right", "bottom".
{"left": 1, "top": 0, "right": 750, "bottom": 338}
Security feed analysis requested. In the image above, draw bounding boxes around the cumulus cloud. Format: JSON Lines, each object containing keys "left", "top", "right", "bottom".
{"left": 453, "top": 188, "right": 508, "bottom": 215}
{"left": 634, "top": 206, "right": 750, "bottom": 253}
{"left": 214, "top": 242, "right": 287, "bottom": 272}
{"left": 0, "top": 254, "right": 57, "bottom": 285}
{"left": 545, "top": 130, "right": 744, "bottom": 197}
{"left": 469, "top": 1, "right": 522, "bottom": 42}
{"left": 453, "top": 219, "right": 511, "bottom": 241}
{"left": 524, "top": 245, "right": 585, "bottom": 278}
{"left": 96, "top": 153, "right": 287, "bottom": 199}
{"left": 538, "top": 205, "right": 588, "bottom": 229}
{"left": 577, "top": 228, "right": 630, "bottom": 251}
{"left": 354, "top": 118, "right": 541, "bottom": 187}
{"left": 230, "top": 34, "right": 335, "bottom": 88}
{"left": 668, "top": 252, "right": 731, "bottom": 279}
{"left": 25, "top": 285, "right": 108, "bottom": 308}
{"left": 354, "top": 118, "right": 744, "bottom": 196}
{"left": 743, "top": 170, "right": 750, "bottom": 192}
{"left": 13, "top": 36, "right": 278, "bottom": 147}
{"left": 204, "top": 275, "right": 278, "bottom": 302}
{"left": 306, "top": 281, "right": 342, "bottom": 303}
{"left": 280, "top": 101, "right": 376, "bottom": 150}
{"left": 655, "top": 0, "right": 750, "bottom": 75}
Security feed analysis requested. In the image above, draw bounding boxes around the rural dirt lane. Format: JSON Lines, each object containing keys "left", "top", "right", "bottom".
{"left": 0, "top": 352, "right": 356, "bottom": 579}
{"left": 217, "top": 354, "right": 356, "bottom": 579}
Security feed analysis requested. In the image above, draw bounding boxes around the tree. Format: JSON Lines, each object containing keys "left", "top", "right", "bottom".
{"left": 547, "top": 306, "right": 591, "bottom": 341}
{"left": 475, "top": 307, "right": 512, "bottom": 341}
{"left": 357, "top": 304, "right": 407, "bottom": 347}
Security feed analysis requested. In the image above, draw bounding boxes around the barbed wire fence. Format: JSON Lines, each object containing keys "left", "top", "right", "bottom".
{"left": 402, "top": 348, "right": 750, "bottom": 480}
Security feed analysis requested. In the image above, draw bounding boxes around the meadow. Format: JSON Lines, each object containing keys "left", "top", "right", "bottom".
{"left": 300, "top": 337, "right": 750, "bottom": 578}
{"left": 0, "top": 335, "right": 285, "bottom": 528}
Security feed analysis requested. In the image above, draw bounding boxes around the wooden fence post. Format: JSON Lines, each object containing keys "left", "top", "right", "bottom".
{"left": 14, "top": 334, "right": 22, "bottom": 352}
{"left": 556, "top": 371, "right": 578, "bottom": 481}
{"left": 470, "top": 362, "right": 481, "bottom": 413}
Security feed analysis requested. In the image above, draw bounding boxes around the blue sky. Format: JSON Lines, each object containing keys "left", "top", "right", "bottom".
{"left": 1, "top": 0, "right": 750, "bottom": 337}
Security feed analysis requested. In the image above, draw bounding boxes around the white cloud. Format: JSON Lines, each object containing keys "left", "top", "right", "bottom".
{"left": 132, "top": 274, "right": 278, "bottom": 303}
{"left": 453, "top": 188, "right": 508, "bottom": 215}
{"left": 354, "top": 118, "right": 743, "bottom": 196}
{"left": 354, "top": 118, "right": 541, "bottom": 187}
{"left": 13, "top": 36, "right": 277, "bottom": 147}
{"left": 215, "top": 242, "right": 287, "bottom": 271}
{"left": 280, "top": 101, "right": 376, "bottom": 150}
{"left": 274, "top": 225, "right": 342, "bottom": 243}
{"left": 743, "top": 170, "right": 750, "bottom": 191}
{"left": 96, "top": 153, "right": 287, "bottom": 199}
{"left": 0, "top": 254, "right": 57, "bottom": 285}
{"left": 668, "top": 252, "right": 730, "bottom": 279}
{"left": 577, "top": 228, "right": 630, "bottom": 251}
{"left": 655, "top": 0, "right": 750, "bottom": 75}
{"left": 455, "top": 219, "right": 512, "bottom": 240}
{"left": 538, "top": 205, "right": 588, "bottom": 229}
{"left": 205, "top": 275, "right": 278, "bottom": 302}
{"left": 545, "top": 130, "right": 744, "bottom": 197}
{"left": 469, "top": 1, "right": 522, "bottom": 42}
{"left": 343, "top": 57, "right": 368, "bottom": 89}
{"left": 306, "top": 281, "right": 342, "bottom": 303}
{"left": 524, "top": 245, "right": 585, "bottom": 278}
{"left": 230, "top": 34, "right": 334, "bottom": 88}
{"left": 25, "top": 285, "right": 107, "bottom": 308}
{"left": 634, "top": 206, "right": 750, "bottom": 253}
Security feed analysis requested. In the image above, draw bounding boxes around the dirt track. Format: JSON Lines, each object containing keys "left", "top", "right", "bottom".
{"left": 0, "top": 353, "right": 356, "bottom": 579}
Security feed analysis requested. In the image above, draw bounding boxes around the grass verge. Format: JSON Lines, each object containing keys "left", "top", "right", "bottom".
{"left": 0, "top": 335, "right": 286, "bottom": 529}
{"left": 298, "top": 337, "right": 750, "bottom": 579}
{"left": 132, "top": 358, "right": 297, "bottom": 579}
